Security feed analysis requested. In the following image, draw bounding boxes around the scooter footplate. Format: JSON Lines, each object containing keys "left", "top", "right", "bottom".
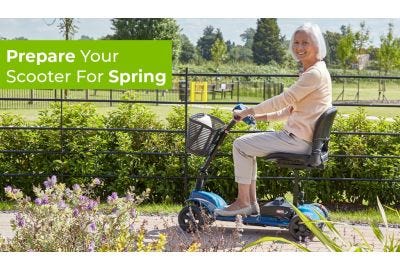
{"left": 216, "top": 215, "right": 290, "bottom": 228}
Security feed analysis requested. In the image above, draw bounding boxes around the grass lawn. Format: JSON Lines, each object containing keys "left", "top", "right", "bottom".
{"left": 334, "top": 106, "right": 400, "bottom": 118}
{"left": 1, "top": 80, "right": 399, "bottom": 122}
{"left": 1, "top": 102, "right": 399, "bottom": 124}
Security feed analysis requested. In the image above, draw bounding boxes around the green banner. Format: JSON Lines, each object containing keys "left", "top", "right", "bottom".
{"left": 0, "top": 40, "right": 172, "bottom": 89}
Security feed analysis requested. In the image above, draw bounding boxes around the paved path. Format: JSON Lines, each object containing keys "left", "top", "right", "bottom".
{"left": 1, "top": 212, "right": 399, "bottom": 251}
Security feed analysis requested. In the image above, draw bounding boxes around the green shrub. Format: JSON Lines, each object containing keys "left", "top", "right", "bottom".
{"left": 0, "top": 105, "right": 399, "bottom": 205}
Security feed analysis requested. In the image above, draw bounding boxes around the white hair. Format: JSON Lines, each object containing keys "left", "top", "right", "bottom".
{"left": 289, "top": 23, "right": 327, "bottom": 61}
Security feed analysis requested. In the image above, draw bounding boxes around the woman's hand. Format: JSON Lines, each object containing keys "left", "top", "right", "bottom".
{"left": 233, "top": 107, "right": 255, "bottom": 122}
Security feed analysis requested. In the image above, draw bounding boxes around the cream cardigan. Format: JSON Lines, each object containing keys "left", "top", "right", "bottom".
{"left": 253, "top": 61, "right": 332, "bottom": 142}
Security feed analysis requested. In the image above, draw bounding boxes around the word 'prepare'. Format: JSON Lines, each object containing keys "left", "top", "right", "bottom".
{"left": 6, "top": 49, "right": 120, "bottom": 65}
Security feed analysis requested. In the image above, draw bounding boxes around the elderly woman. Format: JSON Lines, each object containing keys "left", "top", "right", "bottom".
{"left": 215, "top": 23, "right": 332, "bottom": 216}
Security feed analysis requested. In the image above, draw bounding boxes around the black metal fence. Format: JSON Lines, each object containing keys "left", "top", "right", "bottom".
{"left": 0, "top": 69, "right": 399, "bottom": 198}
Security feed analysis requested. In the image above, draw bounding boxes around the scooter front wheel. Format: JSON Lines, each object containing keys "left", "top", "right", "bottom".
{"left": 178, "top": 205, "right": 212, "bottom": 232}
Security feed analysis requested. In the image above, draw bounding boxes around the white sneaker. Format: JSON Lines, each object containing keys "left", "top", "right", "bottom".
{"left": 251, "top": 202, "right": 260, "bottom": 215}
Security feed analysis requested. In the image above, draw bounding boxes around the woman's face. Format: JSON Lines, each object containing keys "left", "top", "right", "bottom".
{"left": 292, "top": 30, "right": 318, "bottom": 65}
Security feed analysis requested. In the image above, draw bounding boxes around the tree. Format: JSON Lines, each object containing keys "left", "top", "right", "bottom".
{"left": 240, "top": 28, "right": 256, "bottom": 49}
{"left": 211, "top": 38, "right": 227, "bottom": 68}
{"left": 58, "top": 18, "right": 79, "bottom": 40}
{"left": 323, "top": 31, "right": 341, "bottom": 66}
{"left": 252, "top": 18, "right": 285, "bottom": 65}
{"left": 377, "top": 23, "right": 400, "bottom": 75}
{"left": 196, "top": 26, "right": 223, "bottom": 61}
{"left": 228, "top": 45, "right": 253, "bottom": 63}
{"left": 12, "top": 36, "right": 28, "bottom": 40}
{"left": 225, "top": 40, "right": 235, "bottom": 53}
{"left": 110, "top": 18, "right": 181, "bottom": 62}
{"left": 337, "top": 25, "right": 356, "bottom": 73}
{"left": 354, "top": 21, "right": 370, "bottom": 55}
{"left": 79, "top": 35, "right": 94, "bottom": 40}
{"left": 179, "top": 34, "right": 196, "bottom": 64}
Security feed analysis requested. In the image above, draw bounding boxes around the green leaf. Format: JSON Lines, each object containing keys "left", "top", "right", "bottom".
{"left": 370, "top": 222, "right": 384, "bottom": 242}
{"left": 377, "top": 197, "right": 388, "bottom": 229}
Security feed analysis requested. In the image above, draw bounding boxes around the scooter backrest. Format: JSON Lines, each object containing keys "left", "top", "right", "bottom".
{"left": 308, "top": 107, "right": 337, "bottom": 167}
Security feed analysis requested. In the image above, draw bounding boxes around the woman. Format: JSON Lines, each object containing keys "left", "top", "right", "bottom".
{"left": 215, "top": 23, "right": 332, "bottom": 216}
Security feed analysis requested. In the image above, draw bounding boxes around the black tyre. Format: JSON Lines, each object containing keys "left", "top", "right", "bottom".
{"left": 289, "top": 215, "right": 314, "bottom": 241}
{"left": 178, "top": 205, "right": 213, "bottom": 232}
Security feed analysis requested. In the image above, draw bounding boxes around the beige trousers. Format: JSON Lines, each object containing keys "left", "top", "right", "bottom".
{"left": 233, "top": 130, "right": 312, "bottom": 184}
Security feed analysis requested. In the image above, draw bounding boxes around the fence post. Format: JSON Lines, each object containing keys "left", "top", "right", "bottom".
{"left": 29, "top": 89, "right": 33, "bottom": 105}
{"left": 60, "top": 89, "right": 64, "bottom": 183}
{"left": 267, "top": 81, "right": 271, "bottom": 98}
{"left": 237, "top": 79, "right": 240, "bottom": 103}
{"left": 156, "top": 90, "right": 159, "bottom": 106}
{"left": 183, "top": 67, "right": 189, "bottom": 202}
{"left": 109, "top": 90, "right": 113, "bottom": 107}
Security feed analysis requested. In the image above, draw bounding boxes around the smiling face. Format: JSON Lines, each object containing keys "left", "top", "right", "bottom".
{"left": 292, "top": 30, "right": 319, "bottom": 69}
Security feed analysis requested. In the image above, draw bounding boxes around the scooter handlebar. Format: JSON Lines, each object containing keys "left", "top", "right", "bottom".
{"left": 233, "top": 103, "right": 256, "bottom": 126}
{"left": 225, "top": 119, "right": 237, "bottom": 131}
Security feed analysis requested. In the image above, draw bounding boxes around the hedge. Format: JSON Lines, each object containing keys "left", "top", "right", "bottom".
{"left": 0, "top": 102, "right": 399, "bottom": 206}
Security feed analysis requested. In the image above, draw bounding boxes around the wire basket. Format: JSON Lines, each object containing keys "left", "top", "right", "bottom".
{"left": 186, "top": 113, "right": 226, "bottom": 156}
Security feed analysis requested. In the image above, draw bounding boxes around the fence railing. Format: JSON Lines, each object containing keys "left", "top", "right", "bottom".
{"left": 0, "top": 69, "right": 399, "bottom": 200}
{"left": 2, "top": 72, "right": 400, "bottom": 109}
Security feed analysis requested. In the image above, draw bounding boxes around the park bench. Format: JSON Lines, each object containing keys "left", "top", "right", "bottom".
{"left": 207, "top": 82, "right": 234, "bottom": 100}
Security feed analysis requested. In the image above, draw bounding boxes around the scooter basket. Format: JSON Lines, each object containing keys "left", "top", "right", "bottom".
{"left": 186, "top": 113, "right": 226, "bottom": 156}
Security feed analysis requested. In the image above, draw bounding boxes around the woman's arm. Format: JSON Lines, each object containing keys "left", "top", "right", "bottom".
{"left": 254, "top": 106, "right": 293, "bottom": 122}
{"left": 252, "top": 69, "right": 321, "bottom": 115}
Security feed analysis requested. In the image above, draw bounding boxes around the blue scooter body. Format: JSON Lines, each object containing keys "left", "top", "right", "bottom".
{"left": 186, "top": 190, "right": 326, "bottom": 228}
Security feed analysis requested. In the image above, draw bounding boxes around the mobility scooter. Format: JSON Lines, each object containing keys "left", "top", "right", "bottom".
{"left": 178, "top": 105, "right": 337, "bottom": 240}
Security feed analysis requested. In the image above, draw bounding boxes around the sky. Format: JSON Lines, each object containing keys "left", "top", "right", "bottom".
{"left": 0, "top": 18, "right": 399, "bottom": 47}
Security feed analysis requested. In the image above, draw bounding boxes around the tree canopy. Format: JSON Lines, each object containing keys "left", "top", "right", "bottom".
{"left": 110, "top": 18, "right": 181, "bottom": 61}
{"left": 196, "top": 26, "right": 223, "bottom": 61}
{"left": 252, "top": 18, "right": 286, "bottom": 65}
{"left": 377, "top": 23, "right": 400, "bottom": 74}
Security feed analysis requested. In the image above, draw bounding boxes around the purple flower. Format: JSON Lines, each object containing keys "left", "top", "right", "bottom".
{"left": 125, "top": 194, "right": 134, "bottom": 202}
{"left": 130, "top": 208, "right": 137, "bottom": 218}
{"left": 88, "top": 241, "right": 95, "bottom": 252}
{"left": 34, "top": 198, "right": 42, "bottom": 205}
{"left": 15, "top": 213, "right": 25, "bottom": 227}
{"left": 73, "top": 208, "right": 79, "bottom": 217}
{"left": 4, "top": 186, "right": 12, "bottom": 193}
{"left": 41, "top": 195, "right": 49, "bottom": 205}
{"left": 107, "top": 192, "right": 118, "bottom": 204}
{"left": 57, "top": 200, "right": 67, "bottom": 210}
{"left": 87, "top": 200, "right": 98, "bottom": 210}
{"left": 72, "top": 184, "right": 81, "bottom": 191}
{"left": 88, "top": 222, "right": 97, "bottom": 233}
{"left": 79, "top": 195, "right": 88, "bottom": 202}
{"left": 111, "top": 192, "right": 118, "bottom": 200}
{"left": 44, "top": 175, "right": 57, "bottom": 189}
{"left": 92, "top": 178, "right": 101, "bottom": 186}
{"left": 65, "top": 188, "right": 72, "bottom": 198}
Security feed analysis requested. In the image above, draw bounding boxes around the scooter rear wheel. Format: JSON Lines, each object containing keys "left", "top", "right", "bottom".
{"left": 289, "top": 215, "right": 314, "bottom": 241}
{"left": 178, "top": 205, "right": 212, "bottom": 232}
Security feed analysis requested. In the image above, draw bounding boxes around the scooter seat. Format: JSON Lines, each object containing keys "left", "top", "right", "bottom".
{"left": 265, "top": 152, "right": 327, "bottom": 169}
